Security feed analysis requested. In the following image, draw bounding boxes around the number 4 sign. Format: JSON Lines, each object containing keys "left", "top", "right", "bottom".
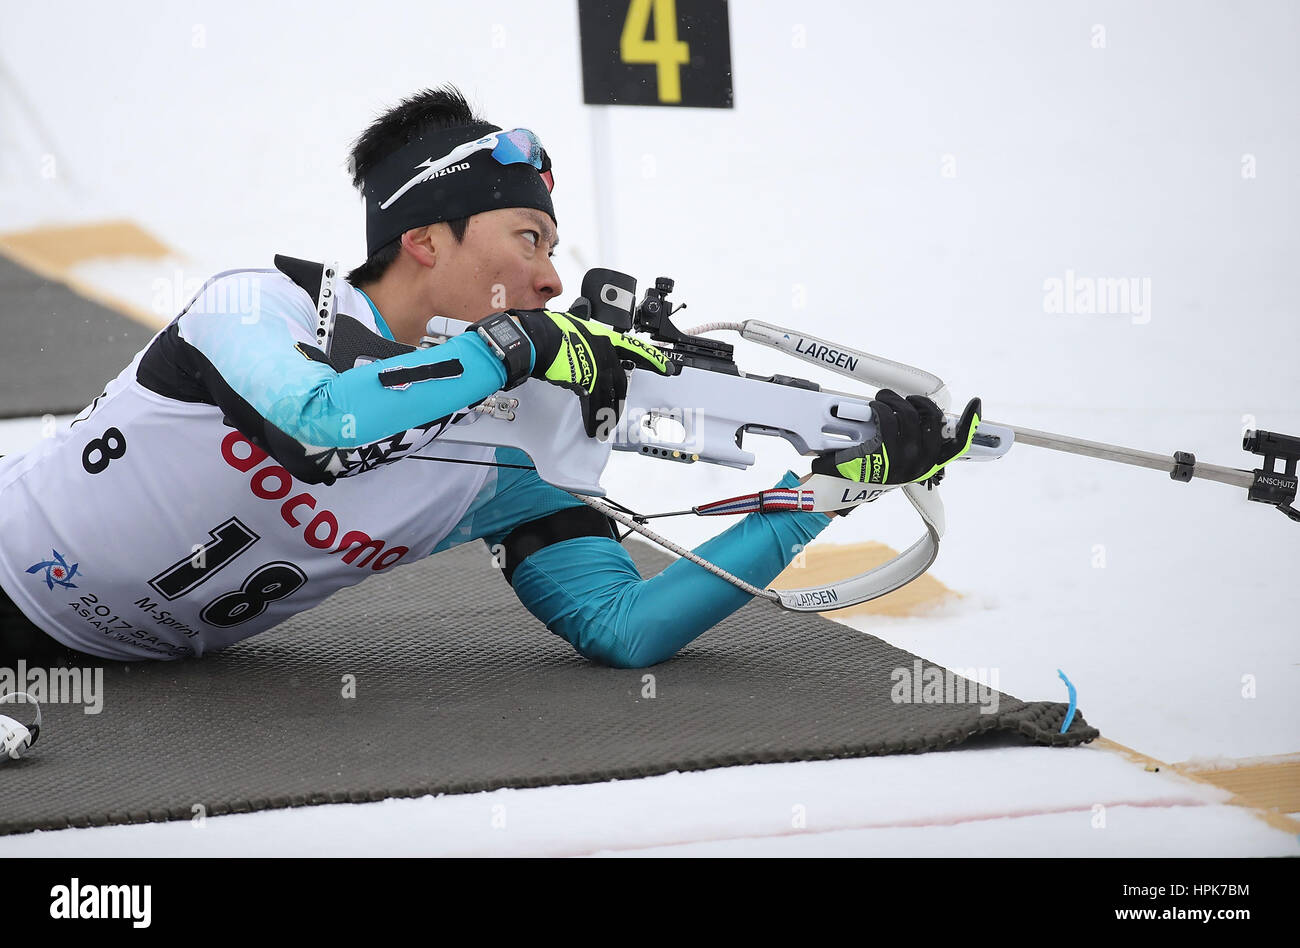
{"left": 578, "top": 0, "right": 734, "bottom": 108}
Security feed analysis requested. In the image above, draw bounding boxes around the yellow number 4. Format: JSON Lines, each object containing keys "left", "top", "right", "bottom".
{"left": 620, "top": 0, "right": 690, "bottom": 103}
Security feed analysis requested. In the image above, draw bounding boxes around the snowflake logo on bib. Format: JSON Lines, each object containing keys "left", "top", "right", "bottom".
{"left": 26, "top": 549, "right": 80, "bottom": 590}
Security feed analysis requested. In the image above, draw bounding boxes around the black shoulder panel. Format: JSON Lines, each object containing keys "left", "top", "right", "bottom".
{"left": 136, "top": 322, "right": 340, "bottom": 483}
{"left": 273, "top": 254, "right": 325, "bottom": 302}
{"left": 137, "top": 321, "right": 211, "bottom": 404}
{"left": 322, "top": 313, "right": 416, "bottom": 369}
{"left": 135, "top": 258, "right": 465, "bottom": 485}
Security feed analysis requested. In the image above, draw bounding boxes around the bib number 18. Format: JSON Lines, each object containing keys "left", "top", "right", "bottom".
{"left": 148, "top": 517, "right": 307, "bottom": 628}
{"left": 200, "top": 561, "right": 307, "bottom": 628}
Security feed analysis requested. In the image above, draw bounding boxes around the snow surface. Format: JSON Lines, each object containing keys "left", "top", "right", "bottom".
{"left": 0, "top": 0, "right": 1296, "bottom": 856}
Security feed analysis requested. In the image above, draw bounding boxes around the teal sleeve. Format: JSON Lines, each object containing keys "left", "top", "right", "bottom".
{"left": 433, "top": 453, "right": 832, "bottom": 667}
{"left": 178, "top": 284, "right": 510, "bottom": 448}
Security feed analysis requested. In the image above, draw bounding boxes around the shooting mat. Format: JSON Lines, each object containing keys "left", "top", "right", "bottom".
{"left": 0, "top": 248, "right": 154, "bottom": 419}
{"left": 0, "top": 538, "right": 1097, "bottom": 836}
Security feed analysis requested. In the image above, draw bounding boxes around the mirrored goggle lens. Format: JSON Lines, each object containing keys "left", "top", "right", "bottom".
{"left": 491, "top": 128, "right": 553, "bottom": 192}
{"left": 492, "top": 128, "right": 542, "bottom": 164}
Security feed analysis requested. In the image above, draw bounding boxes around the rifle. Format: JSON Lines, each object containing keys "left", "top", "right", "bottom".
{"left": 422, "top": 269, "right": 1299, "bottom": 613}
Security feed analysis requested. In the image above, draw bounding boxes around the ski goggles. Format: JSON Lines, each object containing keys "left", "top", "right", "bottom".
{"left": 379, "top": 127, "right": 553, "bottom": 210}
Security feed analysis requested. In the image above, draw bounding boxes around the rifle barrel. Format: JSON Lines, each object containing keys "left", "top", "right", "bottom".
{"left": 997, "top": 422, "right": 1255, "bottom": 489}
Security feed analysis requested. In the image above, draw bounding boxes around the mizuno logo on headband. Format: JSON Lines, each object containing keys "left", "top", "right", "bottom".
{"left": 380, "top": 158, "right": 474, "bottom": 209}
{"left": 377, "top": 129, "right": 550, "bottom": 211}
{"left": 364, "top": 126, "right": 554, "bottom": 256}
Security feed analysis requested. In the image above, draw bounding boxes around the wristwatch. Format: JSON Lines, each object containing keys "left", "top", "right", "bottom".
{"left": 469, "top": 312, "right": 533, "bottom": 390}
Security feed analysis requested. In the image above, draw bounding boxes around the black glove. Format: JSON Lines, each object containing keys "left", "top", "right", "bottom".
{"left": 511, "top": 309, "right": 672, "bottom": 438}
{"left": 811, "top": 389, "right": 982, "bottom": 515}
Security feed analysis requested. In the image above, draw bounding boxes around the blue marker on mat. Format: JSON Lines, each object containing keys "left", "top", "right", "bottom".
{"left": 1058, "top": 669, "right": 1078, "bottom": 734}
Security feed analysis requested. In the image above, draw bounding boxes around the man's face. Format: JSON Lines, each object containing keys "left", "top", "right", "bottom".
{"left": 425, "top": 207, "right": 563, "bottom": 320}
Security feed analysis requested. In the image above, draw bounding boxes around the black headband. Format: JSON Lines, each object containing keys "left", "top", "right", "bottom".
{"left": 361, "top": 122, "right": 556, "bottom": 257}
